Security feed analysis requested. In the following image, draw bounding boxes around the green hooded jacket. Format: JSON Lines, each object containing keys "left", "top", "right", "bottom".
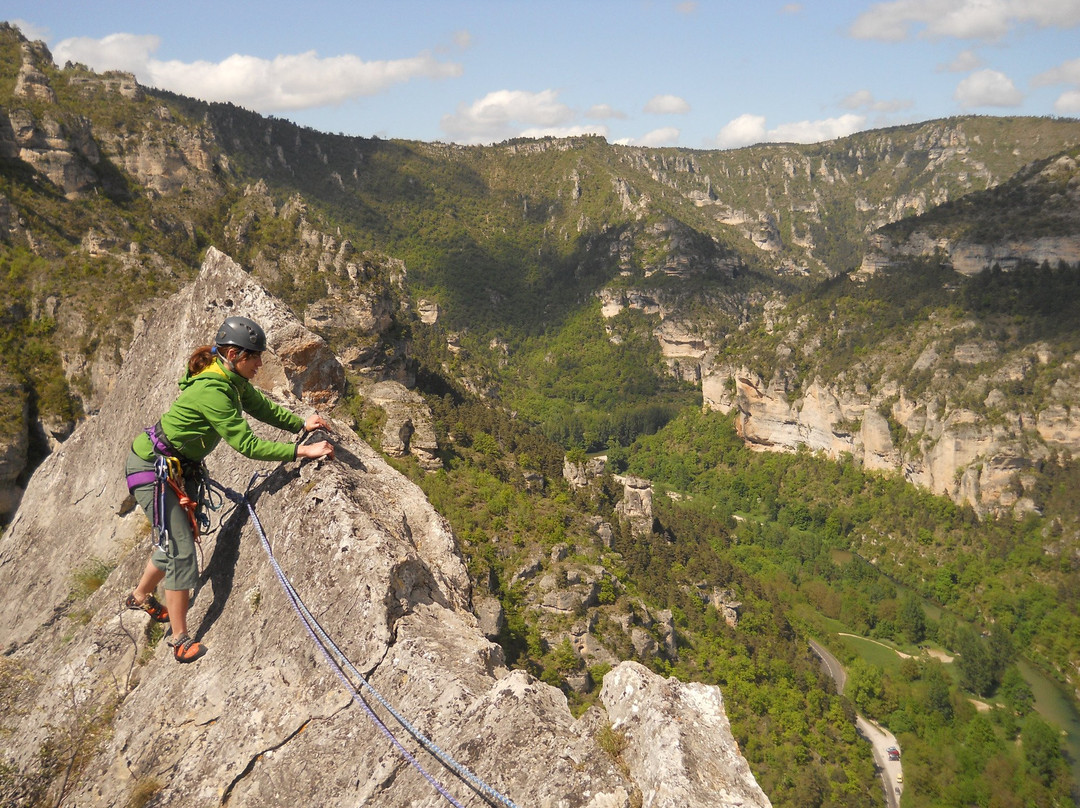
{"left": 132, "top": 357, "right": 303, "bottom": 462}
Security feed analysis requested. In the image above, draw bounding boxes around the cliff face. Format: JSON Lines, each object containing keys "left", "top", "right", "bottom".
{"left": 0, "top": 249, "right": 769, "bottom": 808}
{"left": 858, "top": 152, "right": 1080, "bottom": 279}
{"left": 598, "top": 287, "right": 1080, "bottom": 519}
{"left": 2, "top": 33, "right": 217, "bottom": 200}
{"left": 702, "top": 365, "right": 1070, "bottom": 518}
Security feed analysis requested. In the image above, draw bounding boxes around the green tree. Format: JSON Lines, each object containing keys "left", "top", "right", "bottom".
{"left": 790, "top": 761, "right": 828, "bottom": 808}
{"left": 898, "top": 593, "right": 927, "bottom": 644}
{"left": 846, "top": 658, "right": 884, "bottom": 716}
{"left": 933, "top": 565, "right": 959, "bottom": 604}
{"left": 955, "top": 627, "right": 995, "bottom": 697}
{"left": 987, "top": 622, "right": 1014, "bottom": 685}
{"left": 998, "top": 666, "right": 1033, "bottom": 715}
{"left": 924, "top": 663, "right": 954, "bottom": 722}
{"left": 960, "top": 712, "right": 1001, "bottom": 772}
{"left": 1020, "top": 714, "right": 1063, "bottom": 786}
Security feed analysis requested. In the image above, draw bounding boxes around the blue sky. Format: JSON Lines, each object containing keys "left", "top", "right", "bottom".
{"left": 9, "top": 1, "right": 1080, "bottom": 149}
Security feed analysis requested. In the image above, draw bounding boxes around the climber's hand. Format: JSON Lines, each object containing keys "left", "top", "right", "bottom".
{"left": 297, "top": 440, "right": 334, "bottom": 460}
{"left": 304, "top": 414, "right": 332, "bottom": 433}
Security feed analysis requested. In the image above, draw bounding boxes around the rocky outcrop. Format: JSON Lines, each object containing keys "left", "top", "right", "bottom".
{"left": 13, "top": 40, "right": 56, "bottom": 103}
{"left": 614, "top": 475, "right": 655, "bottom": 536}
{"left": 692, "top": 585, "right": 743, "bottom": 628}
{"left": 655, "top": 319, "right": 708, "bottom": 383}
{"left": 67, "top": 70, "right": 144, "bottom": 101}
{"left": 564, "top": 454, "right": 609, "bottom": 488}
{"left": 110, "top": 124, "right": 218, "bottom": 196}
{"left": 417, "top": 298, "right": 440, "bottom": 325}
{"left": 2, "top": 39, "right": 108, "bottom": 197}
{"left": 733, "top": 374, "right": 864, "bottom": 458}
{"left": 858, "top": 230, "right": 1080, "bottom": 278}
{"left": 601, "top": 663, "right": 769, "bottom": 808}
{"left": 0, "top": 250, "right": 769, "bottom": 807}
{"left": 365, "top": 379, "right": 442, "bottom": 470}
{"left": 475, "top": 595, "right": 505, "bottom": 640}
{"left": 230, "top": 182, "right": 403, "bottom": 380}
{"left": 563, "top": 460, "right": 656, "bottom": 539}
{"left": 4, "top": 107, "right": 101, "bottom": 198}
{"left": 3, "top": 32, "right": 218, "bottom": 199}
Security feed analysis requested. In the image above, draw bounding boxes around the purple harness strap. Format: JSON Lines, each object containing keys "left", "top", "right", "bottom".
{"left": 127, "top": 423, "right": 177, "bottom": 492}
{"left": 126, "top": 470, "right": 157, "bottom": 491}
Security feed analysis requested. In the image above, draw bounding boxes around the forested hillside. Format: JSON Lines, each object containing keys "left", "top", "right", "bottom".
{"left": 2, "top": 22, "right": 1079, "bottom": 806}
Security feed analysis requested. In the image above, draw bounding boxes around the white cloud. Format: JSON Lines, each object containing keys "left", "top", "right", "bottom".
{"left": 849, "top": 1, "right": 938, "bottom": 41}
{"left": 1021, "top": 0, "right": 1080, "bottom": 27}
{"left": 781, "top": 4, "right": 804, "bottom": 14}
{"left": 52, "top": 32, "right": 462, "bottom": 112}
{"left": 1055, "top": 89, "right": 1080, "bottom": 112}
{"left": 939, "top": 48, "right": 983, "bottom": 72}
{"left": 954, "top": 68, "right": 1023, "bottom": 106}
{"left": 676, "top": 2, "right": 698, "bottom": 14}
{"left": 849, "top": 0, "right": 1080, "bottom": 42}
{"left": 644, "top": 94, "right": 691, "bottom": 115}
{"left": 12, "top": 19, "right": 50, "bottom": 42}
{"left": 716, "top": 114, "right": 768, "bottom": 148}
{"left": 586, "top": 103, "right": 626, "bottom": 120}
{"left": 453, "top": 30, "right": 473, "bottom": 49}
{"left": 632, "top": 127, "right": 681, "bottom": 147}
{"left": 768, "top": 114, "right": 867, "bottom": 143}
{"left": 441, "top": 89, "right": 578, "bottom": 143}
{"left": 843, "top": 89, "right": 875, "bottom": 108}
{"left": 841, "top": 89, "right": 913, "bottom": 112}
{"left": 716, "top": 113, "right": 866, "bottom": 149}
{"left": 1033, "top": 56, "right": 1080, "bottom": 86}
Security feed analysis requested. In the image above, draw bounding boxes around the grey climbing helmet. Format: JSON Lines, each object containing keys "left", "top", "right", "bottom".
{"left": 214, "top": 316, "right": 267, "bottom": 353}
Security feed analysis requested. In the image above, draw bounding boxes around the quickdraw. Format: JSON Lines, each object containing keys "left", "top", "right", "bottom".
{"left": 152, "top": 455, "right": 198, "bottom": 554}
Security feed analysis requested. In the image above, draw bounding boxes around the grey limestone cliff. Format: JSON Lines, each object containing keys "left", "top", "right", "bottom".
{"left": 0, "top": 248, "right": 769, "bottom": 808}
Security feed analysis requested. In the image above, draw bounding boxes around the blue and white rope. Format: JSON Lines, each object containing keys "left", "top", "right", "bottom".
{"left": 213, "top": 475, "right": 521, "bottom": 808}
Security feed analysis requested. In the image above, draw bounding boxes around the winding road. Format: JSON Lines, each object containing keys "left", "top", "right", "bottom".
{"left": 809, "top": 639, "right": 904, "bottom": 808}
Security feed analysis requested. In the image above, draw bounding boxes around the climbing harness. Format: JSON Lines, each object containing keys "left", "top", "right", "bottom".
{"left": 126, "top": 423, "right": 224, "bottom": 558}
{"left": 207, "top": 472, "right": 521, "bottom": 808}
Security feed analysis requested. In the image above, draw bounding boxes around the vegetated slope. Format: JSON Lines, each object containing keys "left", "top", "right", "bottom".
{"left": 618, "top": 407, "right": 1079, "bottom": 808}
{"left": 876, "top": 142, "right": 1080, "bottom": 247}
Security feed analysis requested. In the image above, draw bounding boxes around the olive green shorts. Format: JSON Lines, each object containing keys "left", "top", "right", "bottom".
{"left": 125, "top": 449, "right": 201, "bottom": 591}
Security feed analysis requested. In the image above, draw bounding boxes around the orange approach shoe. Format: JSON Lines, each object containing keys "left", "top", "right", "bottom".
{"left": 126, "top": 592, "right": 170, "bottom": 623}
{"left": 170, "top": 634, "right": 206, "bottom": 663}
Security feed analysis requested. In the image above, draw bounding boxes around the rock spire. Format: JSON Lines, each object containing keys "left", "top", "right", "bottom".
{"left": 0, "top": 248, "right": 770, "bottom": 808}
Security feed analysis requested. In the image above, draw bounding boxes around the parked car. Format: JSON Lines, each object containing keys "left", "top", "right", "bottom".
{"left": 886, "top": 746, "right": 901, "bottom": 761}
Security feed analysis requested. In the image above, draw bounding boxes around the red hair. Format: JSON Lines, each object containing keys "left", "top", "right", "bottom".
{"left": 187, "top": 345, "right": 215, "bottom": 376}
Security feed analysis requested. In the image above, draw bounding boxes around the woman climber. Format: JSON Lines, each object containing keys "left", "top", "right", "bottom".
{"left": 123, "top": 315, "right": 335, "bottom": 662}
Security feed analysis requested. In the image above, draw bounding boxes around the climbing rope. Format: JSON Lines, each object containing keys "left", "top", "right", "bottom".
{"left": 209, "top": 473, "right": 521, "bottom": 808}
